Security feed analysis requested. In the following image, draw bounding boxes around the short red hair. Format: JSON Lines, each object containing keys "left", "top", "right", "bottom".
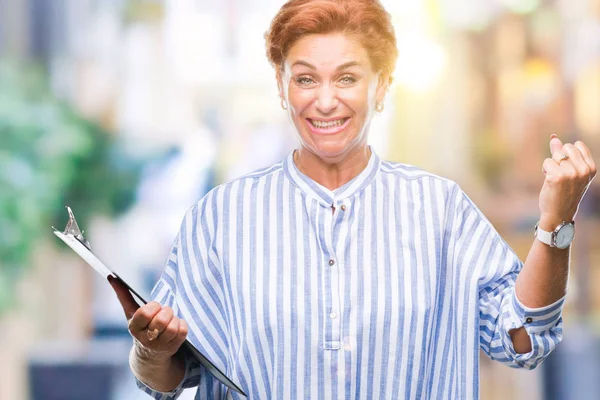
{"left": 265, "top": 0, "right": 398, "bottom": 85}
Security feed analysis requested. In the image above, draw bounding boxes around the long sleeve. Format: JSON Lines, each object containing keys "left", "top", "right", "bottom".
{"left": 134, "top": 199, "right": 232, "bottom": 398}
{"left": 448, "top": 184, "right": 565, "bottom": 370}
{"left": 478, "top": 270, "right": 565, "bottom": 370}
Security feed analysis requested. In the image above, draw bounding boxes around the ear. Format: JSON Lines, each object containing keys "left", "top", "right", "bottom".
{"left": 276, "top": 70, "right": 286, "bottom": 101}
{"left": 375, "top": 73, "right": 390, "bottom": 105}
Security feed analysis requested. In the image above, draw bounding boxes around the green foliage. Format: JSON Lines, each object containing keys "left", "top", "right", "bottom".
{"left": 0, "top": 61, "right": 140, "bottom": 314}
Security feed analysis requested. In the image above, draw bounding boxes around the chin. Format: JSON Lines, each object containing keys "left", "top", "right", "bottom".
{"left": 306, "top": 139, "right": 360, "bottom": 161}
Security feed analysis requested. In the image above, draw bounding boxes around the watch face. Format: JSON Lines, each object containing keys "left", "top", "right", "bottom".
{"left": 555, "top": 223, "right": 575, "bottom": 249}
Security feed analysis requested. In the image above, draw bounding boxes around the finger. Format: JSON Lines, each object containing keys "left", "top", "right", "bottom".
{"left": 554, "top": 156, "right": 578, "bottom": 176}
{"left": 129, "top": 301, "right": 162, "bottom": 332}
{"left": 574, "top": 141, "right": 597, "bottom": 174}
{"left": 549, "top": 134, "right": 564, "bottom": 156}
{"left": 562, "top": 143, "right": 589, "bottom": 174}
{"left": 552, "top": 151, "right": 571, "bottom": 167}
{"left": 108, "top": 275, "right": 140, "bottom": 320}
{"left": 543, "top": 157, "right": 561, "bottom": 177}
{"left": 146, "top": 306, "right": 174, "bottom": 341}
{"left": 174, "top": 319, "right": 189, "bottom": 346}
{"left": 157, "top": 315, "right": 180, "bottom": 343}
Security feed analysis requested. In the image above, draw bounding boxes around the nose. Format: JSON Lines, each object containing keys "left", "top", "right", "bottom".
{"left": 315, "top": 84, "right": 339, "bottom": 114}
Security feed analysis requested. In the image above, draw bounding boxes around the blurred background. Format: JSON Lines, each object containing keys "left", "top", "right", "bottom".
{"left": 0, "top": 0, "right": 599, "bottom": 399}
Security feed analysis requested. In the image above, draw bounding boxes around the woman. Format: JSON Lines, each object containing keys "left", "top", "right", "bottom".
{"left": 110, "top": 0, "right": 597, "bottom": 399}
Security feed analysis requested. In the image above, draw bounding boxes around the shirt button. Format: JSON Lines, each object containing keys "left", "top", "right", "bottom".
{"left": 329, "top": 259, "right": 335, "bottom": 266}
{"left": 340, "top": 204, "right": 347, "bottom": 211}
{"left": 525, "top": 317, "right": 533, "bottom": 324}
{"left": 329, "top": 312, "right": 337, "bottom": 319}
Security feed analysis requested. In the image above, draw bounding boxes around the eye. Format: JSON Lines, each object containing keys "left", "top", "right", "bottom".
{"left": 339, "top": 75, "right": 357, "bottom": 84}
{"left": 295, "top": 76, "right": 315, "bottom": 86}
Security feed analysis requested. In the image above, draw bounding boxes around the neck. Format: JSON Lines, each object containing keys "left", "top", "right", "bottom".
{"left": 293, "top": 146, "right": 372, "bottom": 191}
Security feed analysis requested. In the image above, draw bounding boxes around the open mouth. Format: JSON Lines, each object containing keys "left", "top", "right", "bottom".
{"left": 306, "top": 117, "right": 351, "bottom": 134}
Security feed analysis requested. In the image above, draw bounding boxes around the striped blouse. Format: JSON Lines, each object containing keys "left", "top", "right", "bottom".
{"left": 135, "top": 147, "right": 565, "bottom": 399}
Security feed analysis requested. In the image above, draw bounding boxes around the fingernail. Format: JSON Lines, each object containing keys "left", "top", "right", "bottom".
{"left": 550, "top": 134, "right": 558, "bottom": 139}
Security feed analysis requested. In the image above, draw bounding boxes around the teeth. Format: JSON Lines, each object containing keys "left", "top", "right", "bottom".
{"left": 311, "top": 118, "right": 346, "bottom": 129}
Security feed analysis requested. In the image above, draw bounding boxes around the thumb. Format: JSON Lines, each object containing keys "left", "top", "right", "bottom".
{"left": 108, "top": 275, "right": 140, "bottom": 320}
{"left": 549, "top": 134, "right": 563, "bottom": 156}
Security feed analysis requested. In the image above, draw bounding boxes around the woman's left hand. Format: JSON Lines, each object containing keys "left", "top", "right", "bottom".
{"left": 540, "top": 135, "right": 597, "bottom": 223}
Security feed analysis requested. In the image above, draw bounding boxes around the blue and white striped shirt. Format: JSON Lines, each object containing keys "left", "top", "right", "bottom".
{"left": 136, "top": 148, "right": 565, "bottom": 399}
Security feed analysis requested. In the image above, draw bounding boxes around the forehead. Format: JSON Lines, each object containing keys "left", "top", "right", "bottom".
{"left": 285, "top": 33, "right": 372, "bottom": 72}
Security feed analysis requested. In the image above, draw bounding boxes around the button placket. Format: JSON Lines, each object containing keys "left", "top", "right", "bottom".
{"left": 324, "top": 252, "right": 341, "bottom": 349}
{"left": 322, "top": 200, "right": 343, "bottom": 350}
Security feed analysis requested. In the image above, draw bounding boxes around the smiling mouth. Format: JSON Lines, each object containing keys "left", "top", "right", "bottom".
{"left": 308, "top": 118, "right": 349, "bottom": 128}
{"left": 306, "top": 117, "right": 351, "bottom": 135}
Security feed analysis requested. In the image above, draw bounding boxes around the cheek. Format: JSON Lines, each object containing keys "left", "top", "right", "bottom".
{"left": 287, "top": 87, "right": 311, "bottom": 110}
{"left": 290, "top": 96, "right": 312, "bottom": 117}
{"left": 344, "top": 85, "right": 374, "bottom": 112}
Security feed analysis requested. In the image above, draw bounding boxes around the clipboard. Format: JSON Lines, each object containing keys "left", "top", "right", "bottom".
{"left": 53, "top": 206, "right": 247, "bottom": 397}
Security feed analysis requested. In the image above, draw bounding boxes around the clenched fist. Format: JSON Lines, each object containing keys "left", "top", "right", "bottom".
{"left": 540, "top": 134, "right": 597, "bottom": 223}
{"left": 108, "top": 276, "right": 188, "bottom": 363}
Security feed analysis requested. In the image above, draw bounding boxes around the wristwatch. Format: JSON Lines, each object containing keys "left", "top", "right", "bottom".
{"left": 534, "top": 221, "right": 575, "bottom": 249}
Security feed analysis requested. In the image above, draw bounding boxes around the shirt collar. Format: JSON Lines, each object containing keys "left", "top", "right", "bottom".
{"left": 283, "top": 146, "right": 381, "bottom": 206}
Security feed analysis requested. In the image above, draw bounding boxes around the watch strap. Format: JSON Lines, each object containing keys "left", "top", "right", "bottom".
{"left": 535, "top": 224, "right": 554, "bottom": 247}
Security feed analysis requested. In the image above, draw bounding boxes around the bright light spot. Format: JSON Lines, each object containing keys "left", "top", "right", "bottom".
{"left": 394, "top": 34, "right": 446, "bottom": 93}
{"left": 502, "top": 0, "right": 541, "bottom": 14}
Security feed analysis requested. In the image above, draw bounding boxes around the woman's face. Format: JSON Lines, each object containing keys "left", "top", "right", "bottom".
{"left": 279, "top": 33, "right": 386, "bottom": 163}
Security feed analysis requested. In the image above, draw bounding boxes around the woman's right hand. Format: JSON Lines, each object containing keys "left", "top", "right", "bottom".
{"left": 108, "top": 275, "right": 189, "bottom": 363}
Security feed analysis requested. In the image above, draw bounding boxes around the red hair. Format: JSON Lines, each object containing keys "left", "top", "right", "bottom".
{"left": 265, "top": 0, "right": 398, "bottom": 85}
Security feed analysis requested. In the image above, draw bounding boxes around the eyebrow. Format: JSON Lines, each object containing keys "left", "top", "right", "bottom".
{"left": 291, "top": 60, "right": 362, "bottom": 71}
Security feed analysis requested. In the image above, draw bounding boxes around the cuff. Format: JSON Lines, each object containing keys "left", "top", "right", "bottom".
{"left": 507, "top": 291, "right": 566, "bottom": 334}
{"left": 131, "top": 346, "right": 191, "bottom": 399}
{"left": 500, "top": 291, "right": 566, "bottom": 364}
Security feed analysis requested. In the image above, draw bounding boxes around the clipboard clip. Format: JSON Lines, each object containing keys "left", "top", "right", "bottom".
{"left": 53, "top": 206, "right": 92, "bottom": 250}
